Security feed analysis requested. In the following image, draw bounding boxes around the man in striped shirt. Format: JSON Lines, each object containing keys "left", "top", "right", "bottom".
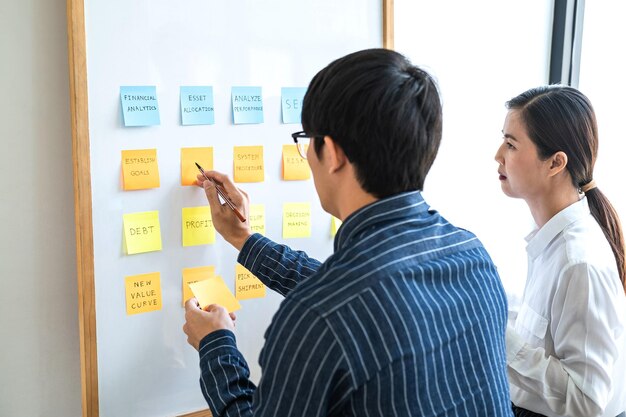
{"left": 183, "top": 48, "right": 513, "bottom": 416}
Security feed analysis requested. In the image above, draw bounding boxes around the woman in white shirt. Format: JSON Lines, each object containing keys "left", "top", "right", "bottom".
{"left": 495, "top": 85, "right": 626, "bottom": 417}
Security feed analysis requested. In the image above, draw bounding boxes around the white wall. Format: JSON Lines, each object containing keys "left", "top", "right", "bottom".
{"left": 0, "top": 1, "right": 82, "bottom": 416}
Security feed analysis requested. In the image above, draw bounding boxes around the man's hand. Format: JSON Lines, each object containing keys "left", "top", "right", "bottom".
{"left": 183, "top": 298, "right": 236, "bottom": 351}
{"left": 196, "top": 170, "right": 252, "bottom": 250}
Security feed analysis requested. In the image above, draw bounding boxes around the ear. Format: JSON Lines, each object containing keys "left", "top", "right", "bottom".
{"left": 323, "top": 136, "right": 348, "bottom": 173}
{"left": 548, "top": 151, "right": 568, "bottom": 177}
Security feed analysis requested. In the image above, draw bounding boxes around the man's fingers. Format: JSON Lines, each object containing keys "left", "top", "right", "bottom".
{"left": 184, "top": 298, "right": 200, "bottom": 311}
{"left": 206, "top": 171, "right": 240, "bottom": 202}
{"left": 203, "top": 180, "right": 224, "bottom": 213}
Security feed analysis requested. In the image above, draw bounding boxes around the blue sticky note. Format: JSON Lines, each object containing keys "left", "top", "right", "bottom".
{"left": 120, "top": 86, "right": 160, "bottom": 127}
{"left": 231, "top": 86, "right": 264, "bottom": 124}
{"left": 180, "top": 86, "right": 215, "bottom": 125}
{"left": 281, "top": 87, "right": 307, "bottom": 124}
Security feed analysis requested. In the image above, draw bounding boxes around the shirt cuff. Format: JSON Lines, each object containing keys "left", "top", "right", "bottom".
{"left": 198, "top": 329, "right": 237, "bottom": 358}
{"left": 505, "top": 325, "right": 526, "bottom": 364}
{"left": 237, "top": 233, "right": 271, "bottom": 271}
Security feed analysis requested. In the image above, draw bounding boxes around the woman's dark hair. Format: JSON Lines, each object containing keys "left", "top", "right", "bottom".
{"left": 301, "top": 48, "right": 442, "bottom": 197}
{"left": 507, "top": 85, "right": 625, "bottom": 291}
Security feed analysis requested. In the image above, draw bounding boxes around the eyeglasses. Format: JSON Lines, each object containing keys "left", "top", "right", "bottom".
{"left": 291, "top": 131, "right": 324, "bottom": 159}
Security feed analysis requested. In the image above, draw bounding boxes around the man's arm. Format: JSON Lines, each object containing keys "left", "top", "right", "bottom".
{"left": 197, "top": 170, "right": 322, "bottom": 295}
{"left": 238, "top": 234, "right": 321, "bottom": 296}
{"left": 195, "top": 298, "right": 350, "bottom": 417}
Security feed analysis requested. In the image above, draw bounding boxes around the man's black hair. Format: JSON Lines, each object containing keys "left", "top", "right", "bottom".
{"left": 301, "top": 48, "right": 443, "bottom": 197}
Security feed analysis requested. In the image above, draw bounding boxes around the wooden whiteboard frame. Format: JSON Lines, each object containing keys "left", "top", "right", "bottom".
{"left": 66, "top": 1, "right": 393, "bottom": 416}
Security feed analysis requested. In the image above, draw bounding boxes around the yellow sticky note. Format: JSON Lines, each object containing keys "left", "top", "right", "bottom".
{"left": 123, "top": 211, "right": 162, "bottom": 254}
{"left": 331, "top": 216, "right": 342, "bottom": 237}
{"left": 182, "top": 206, "right": 215, "bottom": 246}
{"left": 125, "top": 272, "right": 162, "bottom": 315}
{"left": 282, "top": 144, "right": 311, "bottom": 180}
{"left": 182, "top": 266, "right": 215, "bottom": 306}
{"left": 235, "top": 264, "right": 266, "bottom": 300}
{"left": 249, "top": 204, "right": 266, "bottom": 235}
{"left": 121, "top": 149, "right": 160, "bottom": 190}
{"left": 233, "top": 145, "right": 264, "bottom": 182}
{"left": 181, "top": 147, "right": 213, "bottom": 186}
{"left": 283, "top": 202, "right": 311, "bottom": 238}
{"left": 188, "top": 276, "right": 241, "bottom": 313}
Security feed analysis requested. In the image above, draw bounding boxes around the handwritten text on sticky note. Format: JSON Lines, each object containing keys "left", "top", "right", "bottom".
{"left": 182, "top": 206, "right": 215, "bottom": 246}
{"left": 180, "top": 86, "right": 214, "bottom": 125}
{"left": 282, "top": 144, "right": 310, "bottom": 180}
{"left": 120, "top": 86, "right": 160, "bottom": 127}
{"left": 121, "top": 149, "right": 160, "bottom": 190}
{"left": 234, "top": 146, "right": 264, "bottom": 182}
{"left": 123, "top": 211, "right": 162, "bottom": 255}
{"left": 235, "top": 264, "right": 266, "bottom": 300}
{"left": 249, "top": 204, "right": 265, "bottom": 235}
{"left": 125, "top": 272, "right": 162, "bottom": 315}
{"left": 283, "top": 202, "right": 311, "bottom": 238}
{"left": 281, "top": 87, "right": 306, "bottom": 124}
{"left": 232, "top": 86, "right": 263, "bottom": 124}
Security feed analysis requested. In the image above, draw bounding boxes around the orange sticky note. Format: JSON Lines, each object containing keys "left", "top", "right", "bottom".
{"left": 233, "top": 145, "right": 264, "bottom": 182}
{"left": 182, "top": 266, "right": 215, "bottom": 306}
{"left": 121, "top": 149, "right": 160, "bottom": 190}
{"left": 249, "top": 204, "right": 265, "bottom": 235}
{"left": 282, "top": 144, "right": 311, "bottom": 180}
{"left": 125, "top": 272, "right": 162, "bottom": 315}
{"left": 181, "top": 147, "right": 213, "bottom": 186}
{"left": 182, "top": 206, "right": 215, "bottom": 246}
{"left": 188, "top": 276, "right": 241, "bottom": 313}
{"left": 235, "top": 264, "right": 266, "bottom": 300}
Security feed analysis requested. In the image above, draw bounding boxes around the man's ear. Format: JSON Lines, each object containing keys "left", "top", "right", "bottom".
{"left": 323, "top": 136, "right": 347, "bottom": 173}
{"left": 548, "top": 151, "right": 568, "bottom": 177}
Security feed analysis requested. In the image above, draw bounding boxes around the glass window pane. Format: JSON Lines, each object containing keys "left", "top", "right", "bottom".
{"left": 578, "top": 3, "right": 626, "bottom": 222}
{"left": 394, "top": 1, "right": 553, "bottom": 301}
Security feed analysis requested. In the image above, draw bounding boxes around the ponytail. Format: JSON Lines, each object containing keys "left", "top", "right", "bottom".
{"left": 585, "top": 187, "right": 626, "bottom": 292}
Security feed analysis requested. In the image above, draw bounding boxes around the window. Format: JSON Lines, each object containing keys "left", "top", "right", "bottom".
{"left": 578, "top": 2, "right": 626, "bottom": 221}
{"left": 394, "top": 1, "right": 553, "bottom": 301}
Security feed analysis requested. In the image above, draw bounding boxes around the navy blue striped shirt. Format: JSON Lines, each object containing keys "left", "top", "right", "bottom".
{"left": 198, "top": 191, "right": 513, "bottom": 416}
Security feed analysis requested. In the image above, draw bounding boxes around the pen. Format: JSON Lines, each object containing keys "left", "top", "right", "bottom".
{"left": 195, "top": 162, "right": 246, "bottom": 223}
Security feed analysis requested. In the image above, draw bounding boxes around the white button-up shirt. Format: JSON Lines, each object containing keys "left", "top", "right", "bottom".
{"left": 507, "top": 196, "right": 626, "bottom": 417}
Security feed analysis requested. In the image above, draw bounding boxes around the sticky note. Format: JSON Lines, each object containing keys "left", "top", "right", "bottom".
{"left": 120, "top": 86, "right": 160, "bottom": 127}
{"left": 232, "top": 86, "right": 264, "bottom": 124}
{"left": 181, "top": 147, "right": 213, "bottom": 186}
{"left": 182, "top": 206, "right": 215, "bottom": 246}
{"left": 249, "top": 204, "right": 265, "bottom": 235}
{"left": 123, "top": 211, "right": 162, "bottom": 254}
{"left": 235, "top": 264, "right": 266, "bottom": 300}
{"left": 233, "top": 146, "right": 264, "bottom": 182}
{"left": 180, "top": 86, "right": 215, "bottom": 125}
{"left": 281, "top": 87, "right": 306, "bottom": 124}
{"left": 125, "top": 272, "right": 162, "bottom": 315}
{"left": 282, "top": 144, "right": 311, "bottom": 180}
{"left": 182, "top": 266, "right": 215, "bottom": 306}
{"left": 188, "top": 276, "right": 241, "bottom": 313}
{"left": 331, "top": 216, "right": 342, "bottom": 237}
{"left": 121, "top": 149, "right": 160, "bottom": 190}
{"left": 283, "top": 202, "right": 311, "bottom": 238}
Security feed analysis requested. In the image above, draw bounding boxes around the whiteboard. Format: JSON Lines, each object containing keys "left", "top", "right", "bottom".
{"left": 76, "top": 1, "right": 384, "bottom": 416}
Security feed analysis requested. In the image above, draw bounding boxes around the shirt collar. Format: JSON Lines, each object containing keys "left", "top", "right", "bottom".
{"left": 334, "top": 191, "right": 429, "bottom": 252}
{"left": 525, "top": 196, "right": 590, "bottom": 260}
